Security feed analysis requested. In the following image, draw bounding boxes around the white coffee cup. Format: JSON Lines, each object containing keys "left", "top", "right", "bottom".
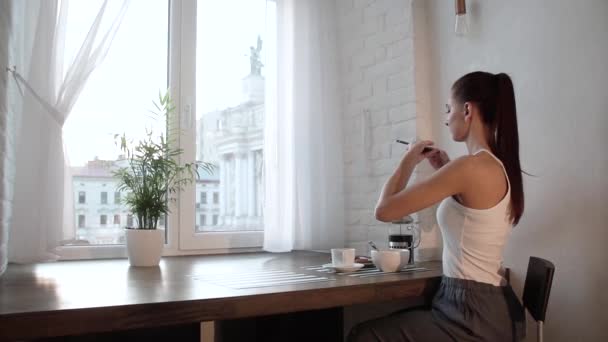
{"left": 331, "top": 248, "right": 355, "bottom": 267}
{"left": 371, "top": 249, "right": 410, "bottom": 272}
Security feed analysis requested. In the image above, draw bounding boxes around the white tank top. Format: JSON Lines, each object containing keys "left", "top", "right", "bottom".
{"left": 436, "top": 149, "right": 512, "bottom": 286}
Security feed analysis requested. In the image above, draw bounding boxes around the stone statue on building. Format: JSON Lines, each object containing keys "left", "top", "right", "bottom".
{"left": 249, "top": 35, "right": 263, "bottom": 76}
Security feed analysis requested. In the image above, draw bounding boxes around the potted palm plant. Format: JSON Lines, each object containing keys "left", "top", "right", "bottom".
{"left": 114, "top": 91, "right": 211, "bottom": 266}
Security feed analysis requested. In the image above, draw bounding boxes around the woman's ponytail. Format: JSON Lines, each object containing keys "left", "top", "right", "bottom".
{"left": 452, "top": 71, "right": 525, "bottom": 225}
{"left": 494, "top": 73, "right": 524, "bottom": 225}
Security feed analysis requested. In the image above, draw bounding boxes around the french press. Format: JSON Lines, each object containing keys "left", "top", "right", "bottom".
{"left": 389, "top": 215, "right": 420, "bottom": 265}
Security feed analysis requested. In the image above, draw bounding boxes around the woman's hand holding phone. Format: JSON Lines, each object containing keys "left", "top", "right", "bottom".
{"left": 426, "top": 148, "right": 450, "bottom": 170}
{"left": 403, "top": 140, "right": 435, "bottom": 166}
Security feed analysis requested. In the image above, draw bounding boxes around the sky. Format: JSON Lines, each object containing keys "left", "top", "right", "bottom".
{"left": 62, "top": 0, "right": 273, "bottom": 166}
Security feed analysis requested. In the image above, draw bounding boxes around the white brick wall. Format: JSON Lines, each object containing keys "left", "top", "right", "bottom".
{"left": 336, "top": 0, "right": 439, "bottom": 259}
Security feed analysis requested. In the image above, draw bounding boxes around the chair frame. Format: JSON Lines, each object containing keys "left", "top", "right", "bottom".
{"left": 522, "top": 256, "right": 555, "bottom": 342}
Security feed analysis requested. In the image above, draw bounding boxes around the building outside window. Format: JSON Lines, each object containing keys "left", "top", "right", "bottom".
{"left": 200, "top": 192, "right": 207, "bottom": 204}
{"left": 100, "top": 215, "right": 107, "bottom": 226}
{"left": 100, "top": 192, "right": 108, "bottom": 205}
{"left": 193, "top": 0, "right": 270, "bottom": 238}
{"left": 114, "top": 192, "right": 120, "bottom": 204}
{"left": 78, "top": 191, "right": 86, "bottom": 204}
{"left": 113, "top": 214, "right": 120, "bottom": 225}
{"left": 78, "top": 215, "right": 85, "bottom": 228}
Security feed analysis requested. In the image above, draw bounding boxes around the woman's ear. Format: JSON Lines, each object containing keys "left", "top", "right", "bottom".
{"left": 463, "top": 102, "right": 472, "bottom": 122}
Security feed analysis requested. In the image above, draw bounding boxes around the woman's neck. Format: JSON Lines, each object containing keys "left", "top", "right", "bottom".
{"left": 465, "top": 127, "right": 492, "bottom": 155}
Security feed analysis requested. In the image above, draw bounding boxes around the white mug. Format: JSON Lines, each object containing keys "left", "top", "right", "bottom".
{"left": 331, "top": 248, "right": 355, "bottom": 267}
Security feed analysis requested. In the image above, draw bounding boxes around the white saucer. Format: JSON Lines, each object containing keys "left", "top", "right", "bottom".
{"left": 322, "top": 263, "right": 364, "bottom": 273}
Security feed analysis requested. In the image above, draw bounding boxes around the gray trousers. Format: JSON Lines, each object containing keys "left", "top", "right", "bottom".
{"left": 348, "top": 276, "right": 526, "bottom": 342}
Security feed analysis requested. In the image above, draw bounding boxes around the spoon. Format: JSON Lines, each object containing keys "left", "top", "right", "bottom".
{"left": 368, "top": 241, "right": 379, "bottom": 251}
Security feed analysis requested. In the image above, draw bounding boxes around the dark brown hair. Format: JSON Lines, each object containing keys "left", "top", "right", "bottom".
{"left": 451, "top": 71, "right": 524, "bottom": 225}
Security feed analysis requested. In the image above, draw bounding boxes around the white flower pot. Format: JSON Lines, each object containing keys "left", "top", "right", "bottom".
{"left": 125, "top": 228, "right": 164, "bottom": 266}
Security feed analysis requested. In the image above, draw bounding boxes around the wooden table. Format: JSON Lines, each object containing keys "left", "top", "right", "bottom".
{"left": 0, "top": 251, "right": 442, "bottom": 341}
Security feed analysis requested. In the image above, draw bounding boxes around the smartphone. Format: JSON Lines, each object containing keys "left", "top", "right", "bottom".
{"left": 395, "top": 139, "right": 434, "bottom": 153}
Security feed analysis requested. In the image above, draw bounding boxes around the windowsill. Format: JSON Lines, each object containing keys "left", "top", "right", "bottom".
{"left": 56, "top": 244, "right": 264, "bottom": 261}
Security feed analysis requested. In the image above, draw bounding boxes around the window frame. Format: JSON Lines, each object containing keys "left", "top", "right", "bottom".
{"left": 171, "top": 0, "right": 263, "bottom": 252}
{"left": 56, "top": 0, "right": 265, "bottom": 260}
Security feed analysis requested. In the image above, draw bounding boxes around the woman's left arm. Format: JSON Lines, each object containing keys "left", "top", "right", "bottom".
{"left": 375, "top": 141, "right": 472, "bottom": 222}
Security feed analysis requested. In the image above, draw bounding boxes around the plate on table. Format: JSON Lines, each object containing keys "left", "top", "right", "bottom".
{"left": 355, "top": 256, "right": 375, "bottom": 268}
{"left": 322, "top": 263, "right": 364, "bottom": 273}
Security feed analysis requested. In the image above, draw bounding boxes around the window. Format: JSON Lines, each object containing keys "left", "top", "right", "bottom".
{"left": 113, "top": 215, "right": 120, "bottom": 225}
{"left": 182, "top": 0, "right": 272, "bottom": 247}
{"left": 62, "top": 0, "right": 169, "bottom": 247}
{"left": 100, "top": 215, "right": 107, "bottom": 226}
{"left": 60, "top": 0, "right": 268, "bottom": 256}
{"left": 78, "top": 215, "right": 86, "bottom": 228}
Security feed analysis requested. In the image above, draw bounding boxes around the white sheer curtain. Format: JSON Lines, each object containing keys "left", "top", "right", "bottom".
{"left": 7, "top": 0, "right": 128, "bottom": 263}
{"left": 1, "top": 0, "right": 15, "bottom": 276}
{"left": 264, "top": 0, "right": 345, "bottom": 252}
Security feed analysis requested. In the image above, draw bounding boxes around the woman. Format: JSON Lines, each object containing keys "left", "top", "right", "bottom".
{"left": 348, "top": 71, "right": 526, "bottom": 342}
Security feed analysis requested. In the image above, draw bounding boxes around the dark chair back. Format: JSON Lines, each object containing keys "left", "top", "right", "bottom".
{"left": 522, "top": 256, "right": 555, "bottom": 322}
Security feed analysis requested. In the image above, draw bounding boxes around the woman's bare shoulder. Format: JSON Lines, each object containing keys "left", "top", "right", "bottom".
{"left": 440, "top": 154, "right": 499, "bottom": 184}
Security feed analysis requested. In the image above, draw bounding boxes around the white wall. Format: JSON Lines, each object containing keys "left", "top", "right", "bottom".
{"left": 336, "top": 0, "right": 441, "bottom": 258}
{"left": 336, "top": 1, "right": 445, "bottom": 336}
{"left": 421, "top": 0, "right": 608, "bottom": 340}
